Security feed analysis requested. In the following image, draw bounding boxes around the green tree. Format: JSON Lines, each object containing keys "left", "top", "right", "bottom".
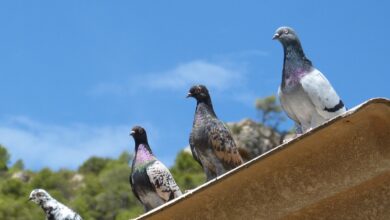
{"left": 118, "top": 151, "right": 133, "bottom": 164}
{"left": 79, "top": 157, "right": 110, "bottom": 175}
{"left": 0, "top": 197, "right": 42, "bottom": 220}
{"left": 0, "top": 145, "right": 210, "bottom": 220}
{"left": 10, "top": 159, "right": 24, "bottom": 172}
{"left": 255, "top": 95, "right": 295, "bottom": 145}
{"left": 255, "top": 95, "right": 285, "bottom": 129}
{"left": 0, "top": 145, "right": 10, "bottom": 171}
{"left": 1, "top": 179, "right": 27, "bottom": 199}
{"left": 170, "top": 150, "right": 205, "bottom": 190}
{"left": 72, "top": 153, "right": 142, "bottom": 220}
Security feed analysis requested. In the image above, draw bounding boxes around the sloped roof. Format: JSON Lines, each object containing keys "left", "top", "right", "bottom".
{"left": 135, "top": 98, "right": 390, "bottom": 220}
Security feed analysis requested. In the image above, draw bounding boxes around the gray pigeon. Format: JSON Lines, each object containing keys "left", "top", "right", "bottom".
{"left": 273, "top": 26, "right": 346, "bottom": 133}
{"left": 129, "top": 126, "right": 182, "bottom": 212}
{"left": 29, "top": 189, "right": 83, "bottom": 220}
{"left": 187, "top": 85, "right": 243, "bottom": 181}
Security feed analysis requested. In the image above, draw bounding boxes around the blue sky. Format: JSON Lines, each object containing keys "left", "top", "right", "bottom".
{"left": 0, "top": 1, "right": 388, "bottom": 170}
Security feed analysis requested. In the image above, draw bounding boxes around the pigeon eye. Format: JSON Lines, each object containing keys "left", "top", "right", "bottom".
{"left": 284, "top": 30, "right": 289, "bottom": 34}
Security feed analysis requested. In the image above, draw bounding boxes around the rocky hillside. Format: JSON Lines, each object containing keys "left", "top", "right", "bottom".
{"left": 228, "top": 118, "right": 283, "bottom": 162}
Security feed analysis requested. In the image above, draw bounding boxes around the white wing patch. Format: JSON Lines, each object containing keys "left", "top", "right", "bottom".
{"left": 146, "top": 161, "right": 182, "bottom": 202}
{"left": 46, "top": 200, "right": 83, "bottom": 220}
{"left": 300, "top": 69, "right": 346, "bottom": 118}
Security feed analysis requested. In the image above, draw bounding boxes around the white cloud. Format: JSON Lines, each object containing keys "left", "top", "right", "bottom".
{"left": 231, "top": 91, "right": 259, "bottom": 107}
{"left": 88, "top": 50, "right": 271, "bottom": 106}
{"left": 145, "top": 60, "right": 244, "bottom": 91}
{"left": 0, "top": 116, "right": 153, "bottom": 170}
{"left": 88, "top": 59, "right": 246, "bottom": 97}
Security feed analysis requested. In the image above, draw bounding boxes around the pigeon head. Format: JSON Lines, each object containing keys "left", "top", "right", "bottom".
{"left": 187, "top": 85, "right": 211, "bottom": 102}
{"left": 29, "top": 189, "right": 52, "bottom": 205}
{"left": 130, "top": 126, "right": 148, "bottom": 144}
{"left": 272, "top": 26, "right": 300, "bottom": 45}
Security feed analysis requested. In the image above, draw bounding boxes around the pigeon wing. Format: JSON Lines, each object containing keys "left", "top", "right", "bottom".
{"left": 300, "top": 69, "right": 346, "bottom": 118}
{"left": 72, "top": 213, "right": 83, "bottom": 220}
{"left": 189, "top": 135, "right": 203, "bottom": 167}
{"left": 55, "top": 202, "right": 83, "bottom": 220}
{"left": 146, "top": 161, "right": 182, "bottom": 202}
{"left": 129, "top": 175, "right": 142, "bottom": 202}
{"left": 207, "top": 120, "right": 243, "bottom": 169}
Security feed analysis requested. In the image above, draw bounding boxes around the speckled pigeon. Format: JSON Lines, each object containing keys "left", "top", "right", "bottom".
{"left": 129, "top": 126, "right": 182, "bottom": 212}
{"left": 29, "top": 189, "right": 83, "bottom": 220}
{"left": 187, "top": 85, "right": 243, "bottom": 181}
{"left": 273, "top": 26, "right": 346, "bottom": 133}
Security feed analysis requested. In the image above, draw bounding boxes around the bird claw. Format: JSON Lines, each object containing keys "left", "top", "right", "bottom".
{"left": 184, "top": 189, "right": 194, "bottom": 194}
{"left": 282, "top": 132, "right": 304, "bottom": 143}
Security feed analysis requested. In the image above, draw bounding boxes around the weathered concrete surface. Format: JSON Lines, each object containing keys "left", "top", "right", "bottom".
{"left": 135, "top": 98, "right": 390, "bottom": 220}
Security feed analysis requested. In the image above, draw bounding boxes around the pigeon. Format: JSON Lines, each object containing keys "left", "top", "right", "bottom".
{"left": 28, "top": 189, "right": 83, "bottom": 220}
{"left": 187, "top": 85, "right": 243, "bottom": 181}
{"left": 129, "top": 126, "right": 182, "bottom": 212}
{"left": 273, "top": 26, "right": 346, "bottom": 133}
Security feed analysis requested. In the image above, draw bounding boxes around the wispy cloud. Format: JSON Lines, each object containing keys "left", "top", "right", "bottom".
{"left": 89, "top": 49, "right": 270, "bottom": 106}
{"left": 0, "top": 116, "right": 157, "bottom": 170}
{"left": 89, "top": 59, "right": 246, "bottom": 97}
{"left": 145, "top": 60, "right": 245, "bottom": 91}
{"left": 231, "top": 91, "right": 259, "bottom": 107}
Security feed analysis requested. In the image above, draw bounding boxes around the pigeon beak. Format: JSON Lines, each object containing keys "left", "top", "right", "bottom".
{"left": 272, "top": 33, "right": 280, "bottom": 40}
{"left": 27, "top": 197, "right": 33, "bottom": 202}
{"left": 186, "top": 93, "right": 192, "bottom": 98}
{"left": 130, "top": 130, "right": 135, "bottom": 136}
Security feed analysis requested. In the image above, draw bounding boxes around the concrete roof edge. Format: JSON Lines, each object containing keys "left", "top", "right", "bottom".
{"left": 133, "top": 97, "right": 390, "bottom": 220}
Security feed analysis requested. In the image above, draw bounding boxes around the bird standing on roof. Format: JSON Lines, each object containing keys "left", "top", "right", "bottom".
{"left": 129, "top": 126, "right": 182, "bottom": 212}
{"left": 29, "top": 189, "right": 83, "bottom": 220}
{"left": 187, "top": 85, "right": 243, "bottom": 181}
{"left": 273, "top": 26, "right": 346, "bottom": 134}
